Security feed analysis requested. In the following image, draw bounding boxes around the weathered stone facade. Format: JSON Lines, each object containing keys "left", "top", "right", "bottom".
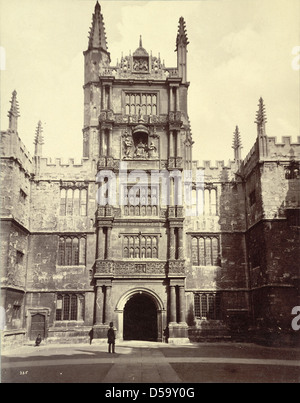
{"left": 1, "top": 1, "right": 299, "bottom": 349}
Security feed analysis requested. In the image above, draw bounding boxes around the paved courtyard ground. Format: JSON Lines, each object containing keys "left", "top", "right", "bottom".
{"left": 1, "top": 340, "right": 300, "bottom": 384}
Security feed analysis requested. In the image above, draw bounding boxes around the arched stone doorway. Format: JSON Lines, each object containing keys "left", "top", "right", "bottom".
{"left": 123, "top": 293, "right": 157, "bottom": 341}
{"left": 115, "top": 288, "right": 166, "bottom": 342}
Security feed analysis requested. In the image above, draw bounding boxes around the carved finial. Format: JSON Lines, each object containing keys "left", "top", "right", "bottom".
{"left": 138, "top": 107, "right": 144, "bottom": 123}
{"left": 139, "top": 35, "right": 142, "bottom": 48}
{"left": 88, "top": 1, "right": 108, "bottom": 51}
{"left": 255, "top": 97, "right": 268, "bottom": 156}
{"left": 255, "top": 97, "right": 267, "bottom": 127}
{"left": 232, "top": 125, "right": 242, "bottom": 149}
{"left": 232, "top": 125, "right": 242, "bottom": 163}
{"left": 34, "top": 120, "right": 44, "bottom": 145}
{"left": 8, "top": 90, "right": 20, "bottom": 117}
{"left": 34, "top": 120, "right": 44, "bottom": 157}
{"left": 8, "top": 90, "right": 20, "bottom": 132}
{"left": 176, "top": 16, "right": 189, "bottom": 51}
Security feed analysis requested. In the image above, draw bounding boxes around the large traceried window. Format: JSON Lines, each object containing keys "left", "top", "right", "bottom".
{"left": 125, "top": 92, "right": 157, "bottom": 116}
{"left": 55, "top": 293, "right": 85, "bottom": 321}
{"left": 58, "top": 236, "right": 86, "bottom": 266}
{"left": 190, "top": 187, "right": 218, "bottom": 216}
{"left": 194, "top": 293, "right": 221, "bottom": 320}
{"left": 122, "top": 185, "right": 158, "bottom": 217}
{"left": 60, "top": 187, "right": 87, "bottom": 216}
{"left": 123, "top": 234, "right": 158, "bottom": 259}
{"left": 191, "top": 235, "right": 219, "bottom": 266}
{"left": 197, "top": 188, "right": 217, "bottom": 216}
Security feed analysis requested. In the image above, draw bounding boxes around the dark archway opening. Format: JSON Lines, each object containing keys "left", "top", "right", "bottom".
{"left": 123, "top": 293, "right": 158, "bottom": 341}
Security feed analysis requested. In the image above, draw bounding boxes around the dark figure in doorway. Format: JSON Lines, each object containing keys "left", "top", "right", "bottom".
{"left": 107, "top": 322, "right": 116, "bottom": 353}
{"left": 35, "top": 334, "right": 42, "bottom": 347}
{"left": 163, "top": 327, "right": 169, "bottom": 343}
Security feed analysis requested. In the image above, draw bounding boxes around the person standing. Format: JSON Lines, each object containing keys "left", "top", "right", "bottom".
{"left": 35, "top": 333, "right": 42, "bottom": 347}
{"left": 107, "top": 322, "right": 116, "bottom": 354}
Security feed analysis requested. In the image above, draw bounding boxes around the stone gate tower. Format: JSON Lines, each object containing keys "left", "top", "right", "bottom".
{"left": 87, "top": 2, "right": 192, "bottom": 342}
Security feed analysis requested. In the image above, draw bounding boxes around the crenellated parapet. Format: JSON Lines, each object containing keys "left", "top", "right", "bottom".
{"left": 36, "top": 157, "right": 95, "bottom": 180}
{"left": 265, "top": 135, "right": 300, "bottom": 160}
{"left": 195, "top": 160, "right": 238, "bottom": 183}
{"left": 239, "top": 135, "right": 300, "bottom": 180}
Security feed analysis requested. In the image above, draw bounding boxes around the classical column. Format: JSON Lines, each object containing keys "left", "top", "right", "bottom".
{"left": 97, "top": 226, "right": 104, "bottom": 259}
{"left": 100, "top": 129, "right": 106, "bottom": 156}
{"left": 169, "top": 87, "right": 173, "bottom": 112}
{"left": 169, "top": 176, "right": 174, "bottom": 206}
{"left": 95, "top": 284, "right": 104, "bottom": 325}
{"left": 108, "top": 128, "right": 112, "bottom": 156}
{"left": 176, "top": 130, "right": 181, "bottom": 158}
{"left": 169, "top": 227, "right": 175, "bottom": 260}
{"left": 104, "top": 284, "right": 112, "bottom": 324}
{"left": 169, "top": 285, "right": 177, "bottom": 323}
{"left": 178, "top": 285, "right": 186, "bottom": 323}
{"left": 175, "top": 87, "right": 179, "bottom": 112}
{"left": 106, "top": 227, "right": 112, "bottom": 259}
{"left": 178, "top": 227, "right": 184, "bottom": 259}
{"left": 169, "top": 130, "right": 174, "bottom": 158}
{"left": 108, "top": 85, "right": 112, "bottom": 110}
{"left": 101, "top": 85, "right": 105, "bottom": 110}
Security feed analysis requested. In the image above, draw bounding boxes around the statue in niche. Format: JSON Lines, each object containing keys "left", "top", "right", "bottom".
{"left": 123, "top": 131, "right": 134, "bottom": 159}
{"left": 148, "top": 142, "right": 158, "bottom": 158}
{"left": 134, "top": 140, "right": 147, "bottom": 158}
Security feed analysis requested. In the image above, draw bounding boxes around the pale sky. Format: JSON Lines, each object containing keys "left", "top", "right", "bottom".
{"left": 0, "top": 0, "right": 299, "bottom": 165}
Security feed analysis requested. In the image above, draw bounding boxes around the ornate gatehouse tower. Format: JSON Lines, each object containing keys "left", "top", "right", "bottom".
{"left": 2, "top": 1, "right": 299, "bottom": 350}
{"left": 85, "top": 2, "right": 191, "bottom": 343}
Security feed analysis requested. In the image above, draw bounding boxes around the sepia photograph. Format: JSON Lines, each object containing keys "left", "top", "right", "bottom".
{"left": 0, "top": 0, "right": 299, "bottom": 387}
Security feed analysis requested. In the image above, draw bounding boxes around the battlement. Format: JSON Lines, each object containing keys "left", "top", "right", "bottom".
{"left": 267, "top": 135, "right": 300, "bottom": 147}
{"left": 194, "top": 159, "right": 238, "bottom": 182}
{"left": 37, "top": 156, "right": 95, "bottom": 180}
{"left": 39, "top": 157, "right": 88, "bottom": 167}
{"left": 267, "top": 135, "right": 300, "bottom": 159}
{"left": 197, "top": 160, "right": 234, "bottom": 170}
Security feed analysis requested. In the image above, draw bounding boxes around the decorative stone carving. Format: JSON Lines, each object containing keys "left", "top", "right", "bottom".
{"left": 106, "top": 157, "right": 114, "bottom": 167}
{"left": 133, "top": 57, "right": 149, "bottom": 72}
{"left": 150, "top": 126, "right": 160, "bottom": 139}
{"left": 97, "top": 205, "right": 114, "bottom": 218}
{"left": 123, "top": 129, "right": 134, "bottom": 159}
{"left": 95, "top": 260, "right": 114, "bottom": 274}
{"left": 168, "top": 207, "right": 176, "bottom": 218}
{"left": 151, "top": 56, "right": 162, "bottom": 73}
{"left": 122, "top": 126, "right": 159, "bottom": 161}
{"left": 168, "top": 260, "right": 185, "bottom": 274}
{"left": 114, "top": 261, "right": 166, "bottom": 274}
{"left": 168, "top": 157, "right": 175, "bottom": 168}
{"left": 160, "top": 208, "right": 168, "bottom": 218}
{"left": 60, "top": 181, "right": 88, "bottom": 189}
{"left": 97, "top": 157, "right": 106, "bottom": 169}
{"left": 176, "top": 157, "right": 183, "bottom": 168}
{"left": 176, "top": 206, "right": 184, "bottom": 218}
